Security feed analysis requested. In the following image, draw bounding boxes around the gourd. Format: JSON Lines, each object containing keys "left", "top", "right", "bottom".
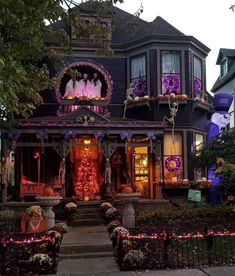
{"left": 43, "top": 186, "right": 55, "bottom": 196}
{"left": 122, "top": 186, "right": 133, "bottom": 193}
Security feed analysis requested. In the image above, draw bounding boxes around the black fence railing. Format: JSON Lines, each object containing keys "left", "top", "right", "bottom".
{"left": 116, "top": 231, "right": 235, "bottom": 271}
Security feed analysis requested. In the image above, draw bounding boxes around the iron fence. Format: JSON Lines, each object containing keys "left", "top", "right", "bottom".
{"left": 116, "top": 230, "right": 235, "bottom": 270}
{"left": 0, "top": 232, "right": 60, "bottom": 275}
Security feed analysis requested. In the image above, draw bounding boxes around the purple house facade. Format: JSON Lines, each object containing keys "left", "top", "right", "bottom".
{"left": 2, "top": 3, "right": 212, "bottom": 202}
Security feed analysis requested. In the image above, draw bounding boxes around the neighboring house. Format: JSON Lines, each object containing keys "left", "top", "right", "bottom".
{"left": 2, "top": 2, "right": 212, "bottom": 201}
{"left": 211, "top": 48, "right": 235, "bottom": 128}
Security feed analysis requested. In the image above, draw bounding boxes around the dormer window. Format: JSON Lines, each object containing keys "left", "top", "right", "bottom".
{"left": 221, "top": 59, "right": 228, "bottom": 78}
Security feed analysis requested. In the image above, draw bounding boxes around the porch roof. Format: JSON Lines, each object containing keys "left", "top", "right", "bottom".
{"left": 15, "top": 106, "right": 167, "bottom": 131}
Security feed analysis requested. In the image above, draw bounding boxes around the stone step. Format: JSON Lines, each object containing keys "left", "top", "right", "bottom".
{"left": 76, "top": 208, "right": 101, "bottom": 214}
{"left": 78, "top": 201, "right": 104, "bottom": 207}
{"left": 72, "top": 213, "right": 102, "bottom": 219}
{"left": 60, "top": 243, "right": 113, "bottom": 255}
{"left": 67, "top": 218, "right": 103, "bottom": 226}
{"left": 60, "top": 251, "right": 113, "bottom": 260}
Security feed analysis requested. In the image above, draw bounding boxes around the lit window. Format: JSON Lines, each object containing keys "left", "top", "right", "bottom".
{"left": 195, "top": 133, "right": 204, "bottom": 156}
{"left": 163, "top": 132, "right": 183, "bottom": 183}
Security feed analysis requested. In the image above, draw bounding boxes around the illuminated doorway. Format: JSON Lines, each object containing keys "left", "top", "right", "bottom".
{"left": 133, "top": 146, "right": 149, "bottom": 198}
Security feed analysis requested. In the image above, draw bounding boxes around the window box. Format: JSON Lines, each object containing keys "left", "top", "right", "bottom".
{"left": 193, "top": 98, "right": 210, "bottom": 111}
{"left": 158, "top": 94, "right": 188, "bottom": 105}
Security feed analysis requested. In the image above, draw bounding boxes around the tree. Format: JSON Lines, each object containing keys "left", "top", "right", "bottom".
{"left": 194, "top": 128, "right": 235, "bottom": 195}
{"left": 0, "top": 0, "right": 141, "bottom": 119}
{"left": 194, "top": 128, "right": 235, "bottom": 167}
{"left": 74, "top": 151, "right": 99, "bottom": 200}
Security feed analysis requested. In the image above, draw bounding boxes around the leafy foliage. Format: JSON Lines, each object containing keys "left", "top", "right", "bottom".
{"left": 136, "top": 205, "right": 235, "bottom": 233}
{"left": 0, "top": 0, "right": 140, "bottom": 119}
{"left": 194, "top": 128, "right": 235, "bottom": 194}
{"left": 194, "top": 128, "right": 235, "bottom": 167}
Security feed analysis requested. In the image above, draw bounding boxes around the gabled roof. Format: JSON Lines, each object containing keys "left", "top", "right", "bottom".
{"left": 216, "top": 48, "right": 235, "bottom": 64}
{"left": 47, "top": 1, "right": 210, "bottom": 53}
{"left": 211, "top": 48, "right": 235, "bottom": 92}
{"left": 61, "top": 106, "right": 110, "bottom": 122}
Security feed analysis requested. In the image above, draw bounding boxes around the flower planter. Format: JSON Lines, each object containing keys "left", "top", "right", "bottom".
{"left": 36, "top": 196, "right": 62, "bottom": 229}
{"left": 116, "top": 192, "right": 141, "bottom": 228}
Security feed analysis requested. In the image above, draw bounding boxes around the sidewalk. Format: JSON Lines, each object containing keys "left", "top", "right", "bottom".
{"left": 57, "top": 257, "right": 235, "bottom": 275}
{"left": 56, "top": 225, "right": 235, "bottom": 276}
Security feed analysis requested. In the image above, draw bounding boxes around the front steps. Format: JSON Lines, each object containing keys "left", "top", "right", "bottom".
{"left": 59, "top": 202, "right": 113, "bottom": 259}
{"left": 66, "top": 201, "right": 104, "bottom": 226}
{"left": 59, "top": 225, "right": 113, "bottom": 260}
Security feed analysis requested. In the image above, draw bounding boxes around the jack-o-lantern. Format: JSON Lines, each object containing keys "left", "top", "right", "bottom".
{"left": 43, "top": 186, "right": 54, "bottom": 196}
{"left": 122, "top": 186, "right": 133, "bottom": 194}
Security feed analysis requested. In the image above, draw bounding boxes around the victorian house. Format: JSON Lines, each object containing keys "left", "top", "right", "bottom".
{"left": 2, "top": 2, "right": 212, "bottom": 202}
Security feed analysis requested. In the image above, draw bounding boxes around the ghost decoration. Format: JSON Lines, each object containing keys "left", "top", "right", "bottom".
{"left": 207, "top": 91, "right": 233, "bottom": 204}
{"left": 207, "top": 92, "right": 233, "bottom": 144}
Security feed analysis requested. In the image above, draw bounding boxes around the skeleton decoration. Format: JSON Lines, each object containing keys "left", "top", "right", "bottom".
{"left": 163, "top": 94, "right": 179, "bottom": 144}
{"left": 104, "top": 158, "right": 112, "bottom": 193}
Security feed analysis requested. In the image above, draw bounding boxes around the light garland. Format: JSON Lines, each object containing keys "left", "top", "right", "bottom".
{"left": 0, "top": 235, "right": 52, "bottom": 246}
{"left": 119, "top": 230, "right": 235, "bottom": 240}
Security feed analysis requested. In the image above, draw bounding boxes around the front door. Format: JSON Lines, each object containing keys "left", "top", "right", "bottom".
{"left": 133, "top": 146, "right": 149, "bottom": 198}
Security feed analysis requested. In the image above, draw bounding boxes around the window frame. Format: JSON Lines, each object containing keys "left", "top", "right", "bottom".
{"left": 193, "top": 56, "right": 203, "bottom": 98}
{"left": 163, "top": 132, "right": 183, "bottom": 183}
{"left": 220, "top": 59, "right": 228, "bottom": 78}
{"left": 160, "top": 50, "right": 181, "bottom": 95}
{"left": 130, "top": 53, "right": 147, "bottom": 97}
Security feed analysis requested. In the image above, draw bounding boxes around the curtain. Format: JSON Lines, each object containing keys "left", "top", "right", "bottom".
{"left": 194, "top": 57, "right": 202, "bottom": 80}
{"left": 164, "top": 132, "right": 183, "bottom": 181}
{"left": 164, "top": 132, "right": 182, "bottom": 155}
{"left": 162, "top": 51, "right": 180, "bottom": 73}
{"left": 131, "top": 55, "right": 146, "bottom": 80}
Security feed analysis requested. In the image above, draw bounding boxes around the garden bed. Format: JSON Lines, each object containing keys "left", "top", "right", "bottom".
{"left": 135, "top": 205, "right": 235, "bottom": 234}
{"left": 107, "top": 204, "right": 235, "bottom": 271}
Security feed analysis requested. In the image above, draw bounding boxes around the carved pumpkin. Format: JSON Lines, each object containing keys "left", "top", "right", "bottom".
{"left": 43, "top": 186, "right": 54, "bottom": 196}
{"left": 122, "top": 186, "right": 133, "bottom": 194}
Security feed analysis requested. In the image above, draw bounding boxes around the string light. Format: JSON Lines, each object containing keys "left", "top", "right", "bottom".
{"left": 119, "top": 230, "right": 235, "bottom": 240}
{"left": 1, "top": 235, "right": 52, "bottom": 247}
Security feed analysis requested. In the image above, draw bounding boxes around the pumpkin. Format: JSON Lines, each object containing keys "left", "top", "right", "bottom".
{"left": 122, "top": 186, "right": 133, "bottom": 194}
{"left": 43, "top": 186, "right": 54, "bottom": 196}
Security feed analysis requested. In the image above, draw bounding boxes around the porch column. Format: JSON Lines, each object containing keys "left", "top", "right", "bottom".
{"left": 101, "top": 141, "right": 117, "bottom": 192}
{"left": 53, "top": 141, "right": 71, "bottom": 197}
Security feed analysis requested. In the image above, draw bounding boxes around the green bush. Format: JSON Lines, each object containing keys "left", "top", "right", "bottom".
{"left": 136, "top": 205, "right": 235, "bottom": 226}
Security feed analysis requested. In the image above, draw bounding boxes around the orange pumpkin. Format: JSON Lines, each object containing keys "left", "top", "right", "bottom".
{"left": 43, "top": 186, "right": 54, "bottom": 196}
{"left": 122, "top": 186, "right": 133, "bottom": 193}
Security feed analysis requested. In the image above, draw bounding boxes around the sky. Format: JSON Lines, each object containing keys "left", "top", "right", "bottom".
{"left": 115, "top": 0, "right": 235, "bottom": 92}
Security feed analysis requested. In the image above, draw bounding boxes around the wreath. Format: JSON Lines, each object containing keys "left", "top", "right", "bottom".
{"left": 165, "top": 156, "right": 181, "bottom": 173}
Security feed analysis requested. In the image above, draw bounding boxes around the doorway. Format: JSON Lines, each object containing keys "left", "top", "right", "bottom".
{"left": 133, "top": 146, "right": 149, "bottom": 198}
